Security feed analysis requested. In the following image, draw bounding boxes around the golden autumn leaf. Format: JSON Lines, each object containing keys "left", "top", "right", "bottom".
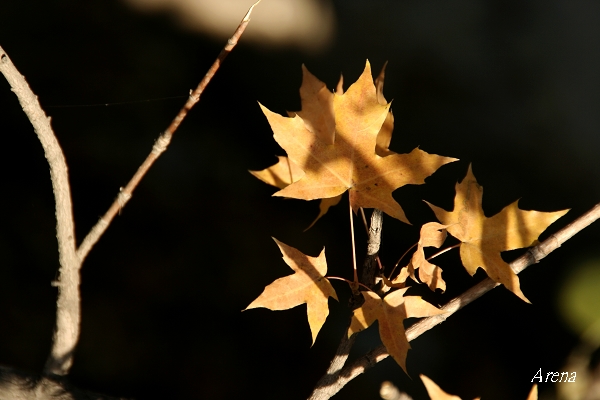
{"left": 251, "top": 63, "right": 398, "bottom": 229}
{"left": 253, "top": 64, "right": 340, "bottom": 229}
{"left": 249, "top": 156, "right": 304, "bottom": 189}
{"left": 290, "top": 65, "right": 346, "bottom": 228}
{"left": 407, "top": 222, "right": 449, "bottom": 292}
{"left": 244, "top": 238, "right": 338, "bottom": 345}
{"left": 420, "top": 375, "right": 537, "bottom": 400}
{"left": 248, "top": 155, "right": 340, "bottom": 230}
{"left": 348, "top": 288, "right": 445, "bottom": 373}
{"left": 420, "top": 375, "right": 464, "bottom": 400}
{"left": 259, "top": 60, "right": 458, "bottom": 223}
{"left": 374, "top": 61, "right": 396, "bottom": 158}
{"left": 526, "top": 385, "right": 538, "bottom": 400}
{"left": 427, "top": 164, "right": 569, "bottom": 302}
{"left": 294, "top": 64, "right": 336, "bottom": 145}
{"left": 383, "top": 272, "right": 407, "bottom": 289}
{"left": 304, "top": 195, "right": 342, "bottom": 231}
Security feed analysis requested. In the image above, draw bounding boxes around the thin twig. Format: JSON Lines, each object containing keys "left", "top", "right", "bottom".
{"left": 76, "top": 0, "right": 261, "bottom": 264}
{"left": 0, "top": 47, "right": 80, "bottom": 377}
{"left": 308, "top": 202, "right": 600, "bottom": 399}
{"left": 359, "top": 207, "right": 369, "bottom": 232}
{"left": 350, "top": 201, "right": 358, "bottom": 283}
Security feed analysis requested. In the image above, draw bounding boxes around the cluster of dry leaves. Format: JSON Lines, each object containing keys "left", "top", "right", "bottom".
{"left": 245, "top": 61, "right": 568, "bottom": 374}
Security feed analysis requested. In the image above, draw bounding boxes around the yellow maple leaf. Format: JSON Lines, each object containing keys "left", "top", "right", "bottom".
{"left": 251, "top": 63, "right": 398, "bottom": 228}
{"left": 259, "top": 60, "right": 457, "bottom": 223}
{"left": 245, "top": 238, "right": 338, "bottom": 345}
{"left": 427, "top": 164, "right": 569, "bottom": 302}
{"left": 294, "top": 64, "right": 336, "bottom": 145}
{"left": 374, "top": 61, "right": 396, "bottom": 158}
{"left": 303, "top": 195, "right": 343, "bottom": 231}
{"left": 348, "top": 288, "right": 445, "bottom": 373}
{"left": 249, "top": 155, "right": 305, "bottom": 189}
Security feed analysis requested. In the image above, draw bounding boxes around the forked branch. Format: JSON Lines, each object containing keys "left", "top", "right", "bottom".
{"left": 0, "top": 0, "right": 260, "bottom": 384}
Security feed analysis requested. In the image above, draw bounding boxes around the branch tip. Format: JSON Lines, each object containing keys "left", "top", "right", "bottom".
{"left": 244, "top": 0, "right": 262, "bottom": 22}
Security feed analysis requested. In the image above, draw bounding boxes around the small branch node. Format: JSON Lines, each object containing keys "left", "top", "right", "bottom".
{"left": 243, "top": 0, "right": 261, "bottom": 22}
{"left": 188, "top": 89, "right": 199, "bottom": 102}
{"left": 117, "top": 187, "right": 132, "bottom": 210}
{"left": 152, "top": 132, "right": 172, "bottom": 155}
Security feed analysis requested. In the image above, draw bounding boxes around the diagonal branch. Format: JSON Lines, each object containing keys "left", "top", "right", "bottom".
{"left": 308, "top": 202, "right": 600, "bottom": 399}
{"left": 0, "top": 47, "right": 80, "bottom": 377}
{"left": 76, "top": 0, "right": 261, "bottom": 264}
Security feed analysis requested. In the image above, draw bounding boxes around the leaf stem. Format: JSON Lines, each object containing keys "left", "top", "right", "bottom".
{"left": 350, "top": 201, "right": 358, "bottom": 283}
{"left": 359, "top": 207, "right": 369, "bottom": 232}
{"left": 388, "top": 243, "right": 417, "bottom": 280}
{"left": 327, "top": 276, "right": 373, "bottom": 292}
{"left": 426, "top": 243, "right": 460, "bottom": 261}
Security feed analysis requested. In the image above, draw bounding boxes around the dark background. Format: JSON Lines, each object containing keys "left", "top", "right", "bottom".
{"left": 1, "top": 0, "right": 600, "bottom": 399}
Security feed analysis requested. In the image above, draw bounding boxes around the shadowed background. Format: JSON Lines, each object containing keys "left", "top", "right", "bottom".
{"left": 1, "top": 0, "right": 600, "bottom": 399}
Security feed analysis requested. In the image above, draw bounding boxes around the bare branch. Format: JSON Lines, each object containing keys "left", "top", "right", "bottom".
{"left": 76, "top": 0, "right": 261, "bottom": 263}
{"left": 0, "top": 47, "right": 80, "bottom": 377}
{"left": 0, "top": 365, "right": 128, "bottom": 400}
{"left": 362, "top": 209, "right": 383, "bottom": 290}
{"left": 0, "top": 0, "right": 261, "bottom": 379}
{"left": 308, "top": 202, "right": 600, "bottom": 399}
{"left": 307, "top": 327, "right": 357, "bottom": 400}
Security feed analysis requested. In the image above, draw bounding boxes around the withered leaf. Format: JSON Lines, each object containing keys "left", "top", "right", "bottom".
{"left": 427, "top": 164, "right": 569, "bottom": 302}
{"left": 526, "top": 385, "right": 538, "bottom": 400}
{"left": 259, "top": 61, "right": 457, "bottom": 223}
{"left": 420, "top": 375, "right": 464, "bottom": 400}
{"left": 245, "top": 238, "right": 337, "bottom": 345}
{"left": 421, "top": 375, "right": 536, "bottom": 400}
{"left": 407, "top": 222, "right": 449, "bottom": 292}
{"left": 348, "top": 288, "right": 445, "bottom": 373}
